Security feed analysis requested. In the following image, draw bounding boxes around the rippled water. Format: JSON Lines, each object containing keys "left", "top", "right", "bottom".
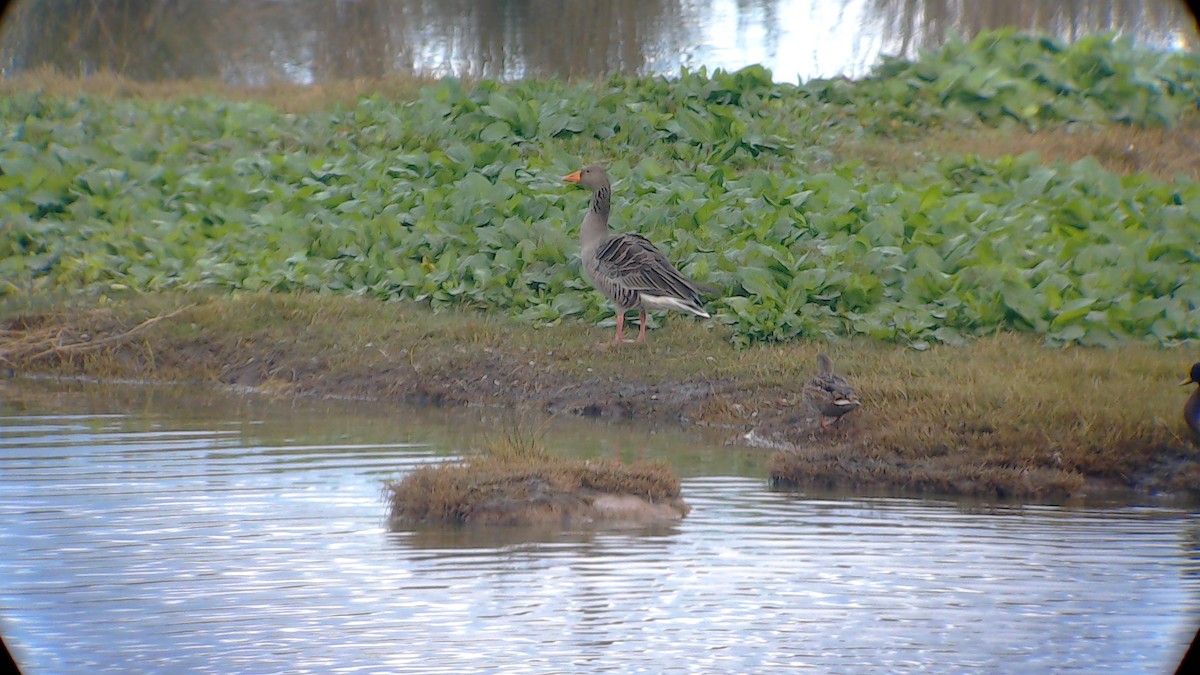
{"left": 1, "top": 380, "right": 1198, "bottom": 673}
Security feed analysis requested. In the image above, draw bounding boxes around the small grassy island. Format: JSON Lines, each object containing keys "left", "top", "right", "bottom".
{"left": 2, "top": 31, "right": 1199, "bottom": 506}
{"left": 385, "top": 434, "right": 687, "bottom": 528}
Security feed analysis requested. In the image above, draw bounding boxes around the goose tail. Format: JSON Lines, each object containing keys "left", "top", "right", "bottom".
{"left": 640, "top": 293, "right": 710, "bottom": 318}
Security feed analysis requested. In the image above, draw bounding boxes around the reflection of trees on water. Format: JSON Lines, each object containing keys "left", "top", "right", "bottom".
{"left": 869, "top": 0, "right": 1199, "bottom": 59}
{"left": 0, "top": 0, "right": 1196, "bottom": 83}
{"left": 0, "top": 0, "right": 220, "bottom": 79}
{"left": 364, "top": 0, "right": 695, "bottom": 80}
{"left": 0, "top": 0, "right": 698, "bottom": 82}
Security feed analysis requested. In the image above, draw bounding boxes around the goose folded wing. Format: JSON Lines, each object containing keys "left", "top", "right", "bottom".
{"left": 594, "top": 234, "right": 702, "bottom": 300}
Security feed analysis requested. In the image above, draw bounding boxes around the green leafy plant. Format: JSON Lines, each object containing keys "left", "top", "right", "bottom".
{"left": 2, "top": 31, "right": 1198, "bottom": 347}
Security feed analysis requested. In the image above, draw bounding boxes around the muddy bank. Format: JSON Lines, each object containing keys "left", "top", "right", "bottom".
{"left": 2, "top": 294, "right": 1198, "bottom": 502}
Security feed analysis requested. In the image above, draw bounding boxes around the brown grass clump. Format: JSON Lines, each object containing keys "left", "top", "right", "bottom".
{"left": 767, "top": 443, "right": 1087, "bottom": 500}
{"left": 839, "top": 113, "right": 1200, "bottom": 182}
{"left": 764, "top": 333, "right": 1200, "bottom": 500}
{"left": 385, "top": 425, "right": 686, "bottom": 527}
{"left": 1, "top": 304, "right": 193, "bottom": 369}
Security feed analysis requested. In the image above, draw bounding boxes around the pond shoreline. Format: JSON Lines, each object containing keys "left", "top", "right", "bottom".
{"left": 3, "top": 293, "right": 1197, "bottom": 504}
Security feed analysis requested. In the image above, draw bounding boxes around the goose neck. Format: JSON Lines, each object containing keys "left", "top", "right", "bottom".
{"left": 580, "top": 186, "right": 611, "bottom": 251}
{"left": 591, "top": 185, "right": 611, "bottom": 219}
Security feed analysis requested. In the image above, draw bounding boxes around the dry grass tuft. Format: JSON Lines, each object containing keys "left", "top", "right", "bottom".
{"left": 839, "top": 113, "right": 1200, "bottom": 182}
{"left": 0, "top": 304, "right": 193, "bottom": 367}
{"left": 0, "top": 300, "right": 201, "bottom": 380}
{"left": 479, "top": 414, "right": 553, "bottom": 463}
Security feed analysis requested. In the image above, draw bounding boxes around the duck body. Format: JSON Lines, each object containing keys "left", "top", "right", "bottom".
{"left": 1182, "top": 362, "right": 1200, "bottom": 438}
{"left": 563, "top": 165, "right": 709, "bottom": 343}
{"left": 803, "top": 353, "right": 861, "bottom": 430}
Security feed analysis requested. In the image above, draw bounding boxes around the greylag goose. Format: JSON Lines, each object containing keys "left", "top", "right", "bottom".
{"left": 1182, "top": 362, "right": 1200, "bottom": 438}
{"left": 562, "top": 164, "right": 710, "bottom": 343}
{"left": 803, "top": 353, "right": 861, "bottom": 429}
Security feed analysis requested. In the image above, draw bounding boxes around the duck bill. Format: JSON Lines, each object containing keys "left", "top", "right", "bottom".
{"left": 1181, "top": 377, "right": 1197, "bottom": 386}
{"left": 562, "top": 170, "right": 582, "bottom": 184}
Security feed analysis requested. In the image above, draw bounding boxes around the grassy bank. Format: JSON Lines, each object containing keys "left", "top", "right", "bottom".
{"left": 2, "top": 294, "right": 1197, "bottom": 501}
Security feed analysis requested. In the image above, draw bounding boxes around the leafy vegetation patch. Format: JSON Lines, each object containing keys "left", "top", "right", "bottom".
{"left": 815, "top": 29, "right": 1200, "bottom": 132}
{"left": 2, "top": 31, "right": 1197, "bottom": 347}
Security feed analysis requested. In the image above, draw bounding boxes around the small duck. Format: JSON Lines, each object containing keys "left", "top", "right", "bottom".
{"left": 803, "top": 353, "right": 861, "bottom": 430}
{"left": 1182, "top": 362, "right": 1200, "bottom": 438}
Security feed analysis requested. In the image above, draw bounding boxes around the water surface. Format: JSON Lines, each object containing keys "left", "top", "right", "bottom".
{"left": 2, "top": 0, "right": 1196, "bottom": 83}
{"left": 1, "top": 379, "right": 1198, "bottom": 673}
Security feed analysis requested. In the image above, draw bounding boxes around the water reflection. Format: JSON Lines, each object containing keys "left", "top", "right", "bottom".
{"left": 1, "top": 0, "right": 1196, "bottom": 83}
{"left": 1, "top": 379, "right": 1198, "bottom": 672}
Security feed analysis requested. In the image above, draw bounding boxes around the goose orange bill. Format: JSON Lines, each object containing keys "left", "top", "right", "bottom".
{"left": 562, "top": 170, "right": 582, "bottom": 183}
